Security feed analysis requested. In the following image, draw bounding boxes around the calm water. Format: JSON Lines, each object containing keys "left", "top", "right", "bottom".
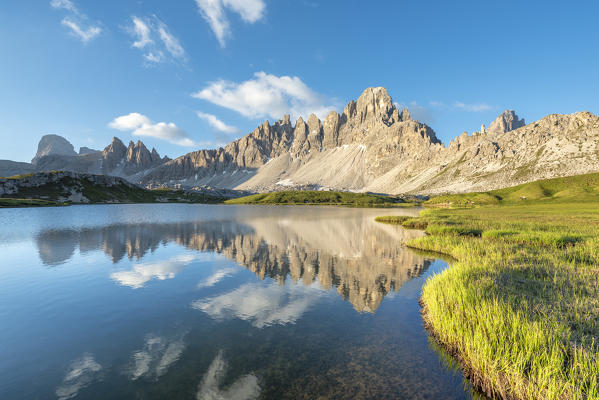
{"left": 0, "top": 204, "right": 473, "bottom": 399}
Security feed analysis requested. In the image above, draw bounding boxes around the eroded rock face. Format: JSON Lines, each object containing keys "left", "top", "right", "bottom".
{"left": 102, "top": 137, "right": 128, "bottom": 172}
{"left": 488, "top": 110, "right": 525, "bottom": 134}
{"left": 11, "top": 88, "right": 599, "bottom": 195}
{"left": 140, "top": 87, "right": 443, "bottom": 190}
{"left": 17, "top": 135, "right": 170, "bottom": 182}
{"left": 32, "top": 134, "right": 77, "bottom": 164}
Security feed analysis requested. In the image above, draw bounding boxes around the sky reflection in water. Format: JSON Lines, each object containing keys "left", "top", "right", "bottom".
{"left": 0, "top": 204, "right": 473, "bottom": 399}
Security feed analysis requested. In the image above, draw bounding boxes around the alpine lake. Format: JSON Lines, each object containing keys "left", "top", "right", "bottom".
{"left": 0, "top": 204, "right": 478, "bottom": 399}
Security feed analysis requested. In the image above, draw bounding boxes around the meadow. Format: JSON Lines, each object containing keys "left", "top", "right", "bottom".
{"left": 225, "top": 190, "right": 414, "bottom": 207}
{"left": 377, "top": 173, "right": 599, "bottom": 399}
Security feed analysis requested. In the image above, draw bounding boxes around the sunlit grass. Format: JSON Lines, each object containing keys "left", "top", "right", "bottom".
{"left": 383, "top": 202, "right": 599, "bottom": 399}
{"left": 226, "top": 190, "right": 414, "bottom": 207}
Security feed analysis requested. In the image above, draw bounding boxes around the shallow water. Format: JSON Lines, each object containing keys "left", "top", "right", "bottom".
{"left": 0, "top": 204, "right": 472, "bottom": 399}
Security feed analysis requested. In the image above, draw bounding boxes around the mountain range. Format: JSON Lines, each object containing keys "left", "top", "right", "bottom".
{"left": 2, "top": 87, "right": 598, "bottom": 195}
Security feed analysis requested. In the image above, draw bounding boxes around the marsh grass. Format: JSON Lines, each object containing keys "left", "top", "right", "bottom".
{"left": 389, "top": 202, "right": 599, "bottom": 399}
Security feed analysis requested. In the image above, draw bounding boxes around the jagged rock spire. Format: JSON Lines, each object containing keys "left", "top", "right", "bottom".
{"left": 488, "top": 110, "right": 525, "bottom": 134}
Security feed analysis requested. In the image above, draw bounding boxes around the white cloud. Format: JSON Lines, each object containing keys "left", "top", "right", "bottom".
{"left": 192, "top": 71, "right": 336, "bottom": 121}
{"left": 429, "top": 100, "right": 493, "bottom": 112}
{"left": 197, "top": 112, "right": 239, "bottom": 134}
{"left": 195, "top": 0, "right": 266, "bottom": 47}
{"left": 55, "top": 354, "right": 102, "bottom": 400}
{"left": 108, "top": 113, "right": 197, "bottom": 147}
{"left": 128, "top": 16, "right": 185, "bottom": 64}
{"left": 453, "top": 101, "right": 492, "bottom": 112}
{"left": 50, "top": 0, "right": 77, "bottom": 13}
{"left": 196, "top": 351, "right": 260, "bottom": 400}
{"left": 51, "top": 0, "right": 101, "bottom": 44}
{"left": 61, "top": 18, "right": 101, "bottom": 43}
{"left": 192, "top": 280, "right": 324, "bottom": 328}
{"left": 131, "top": 16, "right": 153, "bottom": 49}
{"left": 156, "top": 20, "right": 185, "bottom": 58}
{"left": 110, "top": 254, "right": 200, "bottom": 288}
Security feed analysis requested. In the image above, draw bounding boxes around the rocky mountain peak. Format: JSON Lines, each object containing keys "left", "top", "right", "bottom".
{"left": 32, "top": 134, "right": 77, "bottom": 164}
{"left": 355, "top": 87, "right": 395, "bottom": 123}
{"left": 400, "top": 108, "right": 412, "bottom": 122}
{"left": 102, "top": 137, "right": 127, "bottom": 171}
{"left": 488, "top": 110, "right": 525, "bottom": 134}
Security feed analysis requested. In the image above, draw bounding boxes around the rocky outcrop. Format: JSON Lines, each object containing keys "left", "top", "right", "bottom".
{"left": 142, "top": 87, "right": 599, "bottom": 194}
{"left": 0, "top": 171, "right": 144, "bottom": 203}
{"left": 0, "top": 160, "right": 37, "bottom": 178}
{"left": 123, "top": 140, "right": 168, "bottom": 175}
{"left": 5, "top": 88, "right": 599, "bottom": 195}
{"left": 487, "top": 110, "right": 525, "bottom": 134}
{"left": 32, "top": 134, "right": 77, "bottom": 164}
{"left": 141, "top": 87, "right": 442, "bottom": 191}
{"left": 9, "top": 136, "right": 171, "bottom": 182}
{"left": 79, "top": 147, "right": 99, "bottom": 155}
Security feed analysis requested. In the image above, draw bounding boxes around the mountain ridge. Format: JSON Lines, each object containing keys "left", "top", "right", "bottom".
{"left": 2, "top": 87, "right": 598, "bottom": 195}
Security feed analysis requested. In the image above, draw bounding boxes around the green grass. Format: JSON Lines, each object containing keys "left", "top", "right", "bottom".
{"left": 374, "top": 215, "right": 428, "bottom": 229}
{"left": 379, "top": 202, "right": 599, "bottom": 399}
{"left": 0, "top": 198, "right": 67, "bottom": 207}
{"left": 425, "top": 171, "right": 599, "bottom": 207}
{"left": 225, "top": 190, "right": 413, "bottom": 207}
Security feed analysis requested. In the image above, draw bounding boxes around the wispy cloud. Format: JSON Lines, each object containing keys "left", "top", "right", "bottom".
{"left": 108, "top": 113, "right": 198, "bottom": 147}
{"left": 195, "top": 0, "right": 266, "bottom": 47}
{"left": 50, "top": 0, "right": 101, "bottom": 44}
{"left": 453, "top": 101, "right": 492, "bottom": 112}
{"left": 429, "top": 100, "right": 493, "bottom": 112}
{"left": 127, "top": 16, "right": 185, "bottom": 65}
{"left": 197, "top": 112, "right": 239, "bottom": 134}
{"left": 192, "top": 71, "right": 337, "bottom": 121}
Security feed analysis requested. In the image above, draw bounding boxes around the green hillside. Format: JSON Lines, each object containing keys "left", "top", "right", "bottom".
{"left": 0, "top": 171, "right": 225, "bottom": 207}
{"left": 426, "top": 171, "right": 599, "bottom": 206}
{"left": 225, "top": 190, "right": 411, "bottom": 207}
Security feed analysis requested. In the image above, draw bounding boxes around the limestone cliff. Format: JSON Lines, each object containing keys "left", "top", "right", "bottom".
{"left": 141, "top": 87, "right": 599, "bottom": 194}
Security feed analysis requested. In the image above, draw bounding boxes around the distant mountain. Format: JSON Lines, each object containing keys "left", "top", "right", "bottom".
{"left": 31, "top": 134, "right": 77, "bottom": 164}
{"left": 0, "top": 171, "right": 227, "bottom": 204}
{"left": 1, "top": 136, "right": 170, "bottom": 181}
{"left": 141, "top": 87, "right": 441, "bottom": 191}
{"left": 140, "top": 87, "right": 599, "bottom": 194}
{"left": 3, "top": 87, "right": 599, "bottom": 194}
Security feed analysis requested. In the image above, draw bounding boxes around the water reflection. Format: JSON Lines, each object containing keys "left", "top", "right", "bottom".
{"left": 35, "top": 212, "right": 431, "bottom": 313}
{"left": 55, "top": 354, "right": 102, "bottom": 400}
{"left": 193, "top": 281, "right": 324, "bottom": 328}
{"left": 111, "top": 254, "right": 203, "bottom": 289}
{"left": 127, "top": 333, "right": 186, "bottom": 380}
{"left": 0, "top": 206, "right": 473, "bottom": 399}
{"left": 196, "top": 351, "right": 260, "bottom": 400}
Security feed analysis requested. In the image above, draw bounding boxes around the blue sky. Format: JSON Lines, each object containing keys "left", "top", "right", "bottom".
{"left": 1, "top": 0, "right": 598, "bottom": 162}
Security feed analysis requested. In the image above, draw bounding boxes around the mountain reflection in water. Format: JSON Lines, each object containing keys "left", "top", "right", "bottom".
{"left": 35, "top": 210, "right": 430, "bottom": 313}
{"left": 0, "top": 205, "right": 473, "bottom": 399}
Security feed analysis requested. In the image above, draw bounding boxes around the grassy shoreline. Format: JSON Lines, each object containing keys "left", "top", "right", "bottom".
{"left": 378, "top": 202, "right": 599, "bottom": 399}
{"left": 225, "top": 190, "right": 417, "bottom": 208}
